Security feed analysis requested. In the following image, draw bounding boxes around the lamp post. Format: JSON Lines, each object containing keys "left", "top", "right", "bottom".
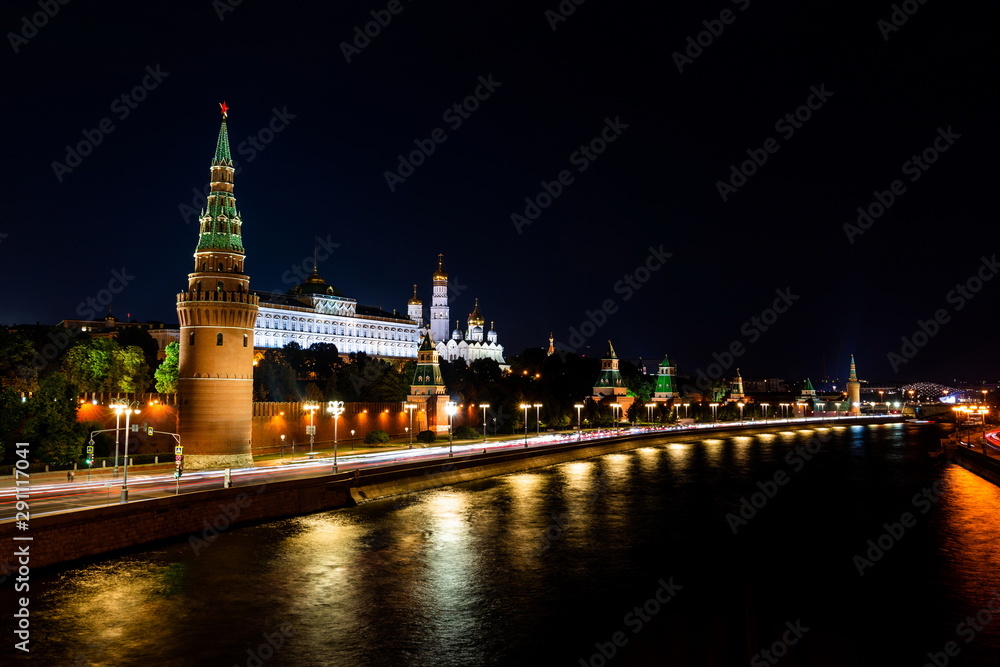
{"left": 533, "top": 403, "right": 542, "bottom": 437}
{"left": 574, "top": 403, "right": 584, "bottom": 440}
{"left": 520, "top": 403, "right": 529, "bottom": 447}
{"left": 645, "top": 403, "right": 655, "bottom": 424}
{"left": 797, "top": 402, "right": 807, "bottom": 418}
{"left": 479, "top": 403, "right": 490, "bottom": 442}
{"left": 446, "top": 401, "right": 458, "bottom": 456}
{"left": 280, "top": 434, "right": 285, "bottom": 456}
{"left": 611, "top": 403, "right": 622, "bottom": 432}
{"left": 114, "top": 402, "right": 140, "bottom": 503}
{"left": 737, "top": 402, "right": 745, "bottom": 422}
{"left": 683, "top": 403, "right": 690, "bottom": 419}
{"left": 404, "top": 403, "right": 416, "bottom": 448}
{"left": 305, "top": 403, "right": 318, "bottom": 458}
{"left": 709, "top": 402, "right": 719, "bottom": 423}
{"left": 760, "top": 403, "right": 769, "bottom": 420}
{"left": 111, "top": 402, "right": 123, "bottom": 477}
{"left": 328, "top": 400, "right": 345, "bottom": 471}
{"left": 779, "top": 403, "right": 790, "bottom": 419}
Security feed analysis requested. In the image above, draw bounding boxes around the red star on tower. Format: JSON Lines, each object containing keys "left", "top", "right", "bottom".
{"left": 219, "top": 101, "right": 229, "bottom": 118}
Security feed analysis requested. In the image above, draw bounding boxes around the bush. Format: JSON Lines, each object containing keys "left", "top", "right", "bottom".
{"left": 363, "top": 430, "right": 389, "bottom": 445}
{"left": 416, "top": 430, "right": 436, "bottom": 444}
{"left": 453, "top": 425, "right": 481, "bottom": 440}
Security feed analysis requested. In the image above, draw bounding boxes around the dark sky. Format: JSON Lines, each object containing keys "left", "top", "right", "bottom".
{"left": 2, "top": 0, "right": 995, "bottom": 383}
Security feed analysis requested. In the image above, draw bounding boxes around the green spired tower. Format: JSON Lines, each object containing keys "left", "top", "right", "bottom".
{"left": 407, "top": 332, "right": 448, "bottom": 433}
{"left": 593, "top": 340, "right": 627, "bottom": 397}
{"left": 653, "top": 354, "right": 679, "bottom": 399}
{"left": 847, "top": 355, "right": 861, "bottom": 415}
{"left": 176, "top": 102, "right": 259, "bottom": 469}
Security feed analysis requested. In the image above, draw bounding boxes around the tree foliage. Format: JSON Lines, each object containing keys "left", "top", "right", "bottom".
{"left": 23, "top": 373, "right": 89, "bottom": 465}
{"left": 154, "top": 341, "right": 180, "bottom": 393}
{"left": 363, "top": 429, "right": 389, "bottom": 445}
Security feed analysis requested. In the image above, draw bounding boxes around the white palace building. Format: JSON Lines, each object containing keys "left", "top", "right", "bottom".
{"left": 251, "top": 254, "right": 507, "bottom": 367}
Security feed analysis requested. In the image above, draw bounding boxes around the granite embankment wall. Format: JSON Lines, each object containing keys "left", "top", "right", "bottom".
{"left": 947, "top": 443, "right": 1000, "bottom": 486}
{"left": 2, "top": 418, "right": 901, "bottom": 570}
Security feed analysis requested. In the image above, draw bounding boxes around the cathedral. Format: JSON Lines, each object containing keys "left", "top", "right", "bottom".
{"left": 414, "top": 255, "right": 507, "bottom": 368}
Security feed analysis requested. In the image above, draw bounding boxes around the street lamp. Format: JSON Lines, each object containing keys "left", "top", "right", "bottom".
{"left": 760, "top": 403, "right": 769, "bottom": 420}
{"left": 737, "top": 402, "right": 745, "bottom": 422}
{"left": 574, "top": 403, "right": 584, "bottom": 440}
{"left": 112, "top": 401, "right": 140, "bottom": 503}
{"left": 304, "top": 403, "right": 319, "bottom": 458}
{"left": 683, "top": 403, "right": 690, "bottom": 419}
{"left": 709, "top": 403, "right": 719, "bottom": 423}
{"left": 328, "top": 400, "right": 345, "bottom": 470}
{"left": 611, "top": 403, "right": 622, "bottom": 432}
{"left": 111, "top": 401, "right": 124, "bottom": 477}
{"left": 479, "top": 403, "right": 490, "bottom": 441}
{"left": 780, "top": 403, "right": 790, "bottom": 419}
{"left": 404, "top": 403, "right": 416, "bottom": 448}
{"left": 645, "top": 403, "right": 656, "bottom": 424}
{"left": 446, "top": 401, "right": 458, "bottom": 456}
{"left": 520, "top": 403, "right": 530, "bottom": 447}
{"left": 533, "top": 403, "right": 542, "bottom": 437}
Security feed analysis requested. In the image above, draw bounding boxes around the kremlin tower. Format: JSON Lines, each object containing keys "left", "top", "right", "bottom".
{"left": 847, "top": 355, "right": 861, "bottom": 415}
{"left": 175, "top": 103, "right": 259, "bottom": 469}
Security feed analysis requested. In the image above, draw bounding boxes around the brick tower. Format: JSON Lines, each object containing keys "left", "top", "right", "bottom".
{"left": 176, "top": 103, "right": 259, "bottom": 469}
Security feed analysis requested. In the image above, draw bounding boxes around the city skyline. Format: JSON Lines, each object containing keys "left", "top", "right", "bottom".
{"left": 2, "top": 1, "right": 996, "bottom": 383}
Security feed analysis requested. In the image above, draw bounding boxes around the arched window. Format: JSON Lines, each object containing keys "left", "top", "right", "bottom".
{"left": 217, "top": 333, "right": 224, "bottom": 346}
{"left": 217, "top": 281, "right": 224, "bottom": 291}
{"left": 243, "top": 334, "right": 248, "bottom": 347}
{"left": 189, "top": 332, "right": 195, "bottom": 346}
{"left": 219, "top": 263, "right": 224, "bottom": 272}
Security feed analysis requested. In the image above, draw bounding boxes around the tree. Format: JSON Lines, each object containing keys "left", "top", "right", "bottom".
{"left": 253, "top": 349, "right": 299, "bottom": 401}
{"left": 112, "top": 345, "right": 152, "bottom": 393}
{"left": 62, "top": 337, "right": 118, "bottom": 392}
{"left": 363, "top": 429, "right": 389, "bottom": 445}
{"left": 0, "top": 328, "right": 38, "bottom": 393}
{"left": 23, "top": 373, "right": 88, "bottom": 465}
{"left": 453, "top": 425, "right": 480, "bottom": 440}
{"left": 0, "top": 388, "right": 27, "bottom": 463}
{"left": 154, "top": 341, "right": 180, "bottom": 393}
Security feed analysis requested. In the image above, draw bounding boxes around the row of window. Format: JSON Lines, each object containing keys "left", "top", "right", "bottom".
{"left": 256, "top": 316, "right": 417, "bottom": 341}
{"left": 188, "top": 332, "right": 249, "bottom": 347}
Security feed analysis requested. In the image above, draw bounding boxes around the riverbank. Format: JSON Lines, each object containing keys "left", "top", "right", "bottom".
{"left": 1, "top": 417, "right": 901, "bottom": 570}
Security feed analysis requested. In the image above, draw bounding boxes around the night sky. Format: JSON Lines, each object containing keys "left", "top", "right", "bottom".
{"left": 2, "top": 0, "right": 995, "bottom": 383}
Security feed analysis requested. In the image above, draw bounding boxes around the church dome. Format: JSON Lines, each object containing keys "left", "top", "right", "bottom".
{"left": 292, "top": 267, "right": 342, "bottom": 296}
{"left": 433, "top": 254, "right": 448, "bottom": 280}
{"left": 468, "top": 298, "right": 485, "bottom": 327}
{"left": 408, "top": 284, "right": 422, "bottom": 305}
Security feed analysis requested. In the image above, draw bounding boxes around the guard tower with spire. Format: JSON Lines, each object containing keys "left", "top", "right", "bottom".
{"left": 652, "top": 354, "right": 680, "bottom": 401}
{"left": 847, "top": 355, "right": 861, "bottom": 415}
{"left": 176, "top": 103, "right": 259, "bottom": 469}
{"left": 408, "top": 332, "right": 449, "bottom": 432}
{"left": 592, "top": 340, "right": 636, "bottom": 417}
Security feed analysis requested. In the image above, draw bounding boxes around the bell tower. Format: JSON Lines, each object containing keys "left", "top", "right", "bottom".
{"left": 176, "top": 102, "right": 259, "bottom": 469}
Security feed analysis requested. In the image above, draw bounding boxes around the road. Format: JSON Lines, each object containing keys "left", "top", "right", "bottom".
{"left": 0, "top": 415, "right": 893, "bottom": 522}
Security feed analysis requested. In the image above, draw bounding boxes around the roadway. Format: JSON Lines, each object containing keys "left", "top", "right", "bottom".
{"left": 0, "top": 415, "right": 896, "bottom": 522}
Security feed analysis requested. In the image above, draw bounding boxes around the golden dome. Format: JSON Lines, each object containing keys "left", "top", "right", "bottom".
{"left": 432, "top": 253, "right": 447, "bottom": 280}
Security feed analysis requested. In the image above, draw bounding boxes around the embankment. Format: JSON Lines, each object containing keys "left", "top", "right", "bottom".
{"left": 2, "top": 418, "right": 899, "bottom": 570}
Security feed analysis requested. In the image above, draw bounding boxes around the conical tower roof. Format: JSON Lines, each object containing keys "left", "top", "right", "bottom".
{"left": 468, "top": 298, "right": 484, "bottom": 326}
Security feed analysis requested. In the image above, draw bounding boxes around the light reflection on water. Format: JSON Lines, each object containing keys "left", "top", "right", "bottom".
{"left": 6, "top": 425, "right": 1000, "bottom": 665}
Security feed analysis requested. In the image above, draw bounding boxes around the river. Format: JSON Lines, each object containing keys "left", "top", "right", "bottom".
{"left": 4, "top": 422, "right": 1000, "bottom": 666}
